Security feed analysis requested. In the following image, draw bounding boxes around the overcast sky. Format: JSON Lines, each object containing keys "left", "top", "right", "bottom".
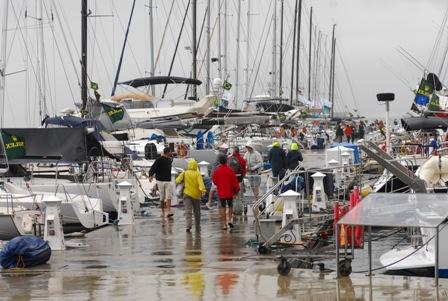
{"left": 1, "top": 0, "right": 447, "bottom": 127}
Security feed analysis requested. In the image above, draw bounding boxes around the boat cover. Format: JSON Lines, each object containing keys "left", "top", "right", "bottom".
{"left": 119, "top": 76, "right": 202, "bottom": 88}
{"left": 0, "top": 236, "right": 51, "bottom": 269}
{"left": 45, "top": 116, "right": 127, "bottom": 157}
{"left": 1, "top": 128, "right": 89, "bottom": 163}
{"left": 401, "top": 116, "right": 448, "bottom": 131}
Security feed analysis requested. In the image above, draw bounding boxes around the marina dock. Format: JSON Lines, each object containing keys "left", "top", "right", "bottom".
{"left": 1, "top": 208, "right": 447, "bottom": 300}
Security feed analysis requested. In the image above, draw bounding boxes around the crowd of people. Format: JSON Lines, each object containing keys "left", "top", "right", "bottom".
{"left": 148, "top": 119, "right": 379, "bottom": 233}
{"left": 149, "top": 143, "right": 264, "bottom": 232}
{"left": 335, "top": 121, "right": 366, "bottom": 143}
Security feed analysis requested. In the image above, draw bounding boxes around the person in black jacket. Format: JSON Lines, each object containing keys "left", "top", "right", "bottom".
{"left": 287, "top": 142, "right": 303, "bottom": 171}
{"left": 149, "top": 147, "right": 174, "bottom": 218}
{"left": 335, "top": 123, "right": 344, "bottom": 143}
{"left": 268, "top": 141, "right": 287, "bottom": 180}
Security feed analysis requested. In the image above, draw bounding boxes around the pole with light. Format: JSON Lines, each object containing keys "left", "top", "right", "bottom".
{"left": 376, "top": 93, "right": 394, "bottom": 154}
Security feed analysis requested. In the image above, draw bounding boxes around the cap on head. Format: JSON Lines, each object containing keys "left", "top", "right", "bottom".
{"left": 272, "top": 141, "right": 281, "bottom": 148}
{"left": 291, "top": 143, "right": 299, "bottom": 151}
{"left": 245, "top": 140, "right": 254, "bottom": 150}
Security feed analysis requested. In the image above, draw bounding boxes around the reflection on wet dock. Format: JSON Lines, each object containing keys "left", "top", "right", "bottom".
{"left": 0, "top": 208, "right": 447, "bottom": 300}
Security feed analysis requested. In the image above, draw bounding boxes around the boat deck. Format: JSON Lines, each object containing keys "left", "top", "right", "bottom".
{"left": 0, "top": 208, "right": 447, "bottom": 300}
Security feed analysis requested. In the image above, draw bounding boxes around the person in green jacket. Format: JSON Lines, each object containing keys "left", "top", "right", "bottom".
{"left": 176, "top": 160, "right": 207, "bottom": 232}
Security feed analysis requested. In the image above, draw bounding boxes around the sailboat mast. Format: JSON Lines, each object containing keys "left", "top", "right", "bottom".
{"left": 192, "top": 0, "right": 198, "bottom": 100}
{"left": 148, "top": 0, "right": 155, "bottom": 96}
{"left": 111, "top": 0, "right": 137, "bottom": 97}
{"left": 217, "top": 0, "right": 222, "bottom": 79}
{"left": 289, "top": 0, "right": 298, "bottom": 106}
{"left": 223, "top": 0, "right": 228, "bottom": 79}
{"left": 81, "top": 0, "right": 88, "bottom": 115}
{"left": 331, "top": 38, "right": 337, "bottom": 119}
{"left": 279, "top": 0, "right": 284, "bottom": 98}
{"left": 271, "top": 0, "right": 277, "bottom": 98}
{"left": 314, "top": 30, "right": 321, "bottom": 102}
{"left": 307, "top": 6, "right": 312, "bottom": 102}
{"left": 329, "top": 24, "right": 335, "bottom": 119}
{"left": 39, "top": 0, "right": 47, "bottom": 120}
{"left": 235, "top": 0, "right": 242, "bottom": 108}
{"left": 0, "top": 0, "right": 8, "bottom": 127}
{"left": 206, "top": 0, "right": 211, "bottom": 94}
{"left": 295, "top": 0, "right": 302, "bottom": 102}
{"left": 244, "top": 0, "right": 251, "bottom": 100}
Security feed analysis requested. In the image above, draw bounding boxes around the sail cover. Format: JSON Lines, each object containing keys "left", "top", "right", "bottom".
{"left": 119, "top": 76, "right": 202, "bottom": 88}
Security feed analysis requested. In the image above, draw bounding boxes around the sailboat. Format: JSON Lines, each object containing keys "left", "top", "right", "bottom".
{"left": 401, "top": 73, "right": 448, "bottom": 131}
{"left": 108, "top": 76, "right": 217, "bottom": 125}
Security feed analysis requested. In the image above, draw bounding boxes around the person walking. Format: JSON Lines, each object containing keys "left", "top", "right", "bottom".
{"left": 335, "top": 124, "right": 344, "bottom": 143}
{"left": 243, "top": 141, "right": 263, "bottom": 200}
{"left": 358, "top": 122, "right": 365, "bottom": 140}
{"left": 212, "top": 155, "right": 240, "bottom": 230}
{"left": 228, "top": 147, "right": 246, "bottom": 183}
{"left": 344, "top": 124, "right": 353, "bottom": 143}
{"left": 206, "top": 144, "right": 231, "bottom": 210}
{"left": 228, "top": 147, "right": 247, "bottom": 214}
{"left": 350, "top": 125, "right": 357, "bottom": 143}
{"left": 176, "top": 159, "right": 206, "bottom": 232}
{"left": 268, "top": 141, "right": 287, "bottom": 180}
{"left": 286, "top": 143, "right": 303, "bottom": 171}
{"left": 149, "top": 147, "right": 174, "bottom": 218}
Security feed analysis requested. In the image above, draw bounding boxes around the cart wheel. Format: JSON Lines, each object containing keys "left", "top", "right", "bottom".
{"left": 277, "top": 257, "right": 292, "bottom": 276}
{"left": 258, "top": 244, "right": 271, "bottom": 255}
{"left": 338, "top": 259, "right": 352, "bottom": 277}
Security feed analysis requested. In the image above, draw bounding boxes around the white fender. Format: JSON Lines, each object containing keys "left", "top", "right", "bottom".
{"left": 417, "top": 156, "right": 448, "bottom": 188}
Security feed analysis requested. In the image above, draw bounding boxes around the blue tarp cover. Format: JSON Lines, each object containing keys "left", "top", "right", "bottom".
{"left": 330, "top": 143, "right": 360, "bottom": 164}
{"left": 0, "top": 236, "right": 51, "bottom": 269}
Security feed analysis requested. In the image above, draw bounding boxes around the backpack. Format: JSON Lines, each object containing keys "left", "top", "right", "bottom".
{"left": 228, "top": 156, "right": 243, "bottom": 182}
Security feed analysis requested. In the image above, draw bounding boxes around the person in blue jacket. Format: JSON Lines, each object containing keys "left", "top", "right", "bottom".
{"left": 268, "top": 141, "right": 287, "bottom": 180}
{"left": 286, "top": 142, "right": 303, "bottom": 171}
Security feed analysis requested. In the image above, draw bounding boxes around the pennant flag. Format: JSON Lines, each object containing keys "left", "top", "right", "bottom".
{"left": 414, "top": 78, "right": 433, "bottom": 106}
{"left": 102, "top": 103, "right": 125, "bottom": 124}
{"left": 90, "top": 81, "right": 99, "bottom": 91}
{"left": 223, "top": 80, "right": 232, "bottom": 91}
{"left": 428, "top": 94, "right": 440, "bottom": 111}
{"left": 1, "top": 131, "right": 25, "bottom": 160}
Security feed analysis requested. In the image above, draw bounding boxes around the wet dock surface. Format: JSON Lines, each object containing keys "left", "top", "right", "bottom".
{"left": 1, "top": 208, "right": 448, "bottom": 300}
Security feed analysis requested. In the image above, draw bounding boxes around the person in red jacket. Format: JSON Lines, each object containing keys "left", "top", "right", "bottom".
{"left": 344, "top": 125, "right": 353, "bottom": 143}
{"left": 212, "top": 154, "right": 240, "bottom": 230}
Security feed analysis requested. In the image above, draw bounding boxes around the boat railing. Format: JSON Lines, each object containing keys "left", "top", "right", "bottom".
{"left": 0, "top": 192, "right": 44, "bottom": 214}
{"left": 54, "top": 183, "right": 90, "bottom": 213}
{"left": 252, "top": 163, "right": 361, "bottom": 222}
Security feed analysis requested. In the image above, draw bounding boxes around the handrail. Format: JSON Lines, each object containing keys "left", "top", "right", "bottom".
{"left": 251, "top": 170, "right": 302, "bottom": 217}
{"left": 251, "top": 163, "right": 361, "bottom": 220}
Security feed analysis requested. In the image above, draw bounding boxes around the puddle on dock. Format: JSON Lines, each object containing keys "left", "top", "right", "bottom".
{"left": 0, "top": 207, "right": 447, "bottom": 300}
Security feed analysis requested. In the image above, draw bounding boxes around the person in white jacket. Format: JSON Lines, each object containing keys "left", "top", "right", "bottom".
{"left": 244, "top": 141, "right": 263, "bottom": 200}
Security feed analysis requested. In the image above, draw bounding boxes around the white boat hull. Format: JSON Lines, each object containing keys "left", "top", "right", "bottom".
{"left": 0, "top": 186, "right": 109, "bottom": 230}
{"left": 380, "top": 225, "right": 448, "bottom": 277}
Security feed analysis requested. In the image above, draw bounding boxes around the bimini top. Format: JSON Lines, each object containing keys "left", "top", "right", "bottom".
{"left": 338, "top": 193, "right": 448, "bottom": 228}
{"left": 119, "top": 76, "right": 202, "bottom": 88}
